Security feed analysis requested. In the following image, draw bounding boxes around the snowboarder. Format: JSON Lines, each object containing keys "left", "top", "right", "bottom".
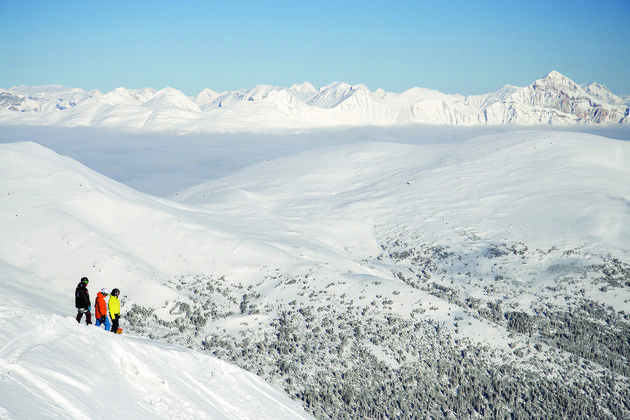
{"left": 75, "top": 277, "right": 92, "bottom": 325}
{"left": 94, "top": 288, "right": 111, "bottom": 331}
{"left": 109, "top": 288, "right": 121, "bottom": 333}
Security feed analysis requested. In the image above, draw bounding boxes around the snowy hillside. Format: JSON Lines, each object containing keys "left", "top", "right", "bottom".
{"left": 0, "top": 143, "right": 314, "bottom": 419}
{"left": 1, "top": 128, "right": 630, "bottom": 418}
{"left": 0, "top": 310, "right": 312, "bottom": 419}
{"left": 0, "top": 71, "right": 628, "bottom": 132}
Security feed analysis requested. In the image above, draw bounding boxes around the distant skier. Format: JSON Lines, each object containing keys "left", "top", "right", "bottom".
{"left": 109, "top": 288, "right": 121, "bottom": 333}
{"left": 94, "top": 288, "right": 111, "bottom": 331}
{"left": 75, "top": 277, "right": 92, "bottom": 325}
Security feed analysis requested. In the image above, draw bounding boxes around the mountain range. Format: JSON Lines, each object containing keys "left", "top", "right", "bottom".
{"left": 1, "top": 71, "right": 628, "bottom": 131}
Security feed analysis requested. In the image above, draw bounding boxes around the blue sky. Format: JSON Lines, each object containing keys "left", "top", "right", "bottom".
{"left": 1, "top": 0, "right": 628, "bottom": 96}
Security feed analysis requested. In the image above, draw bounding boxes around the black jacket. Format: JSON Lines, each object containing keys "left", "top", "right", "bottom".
{"left": 75, "top": 282, "right": 91, "bottom": 309}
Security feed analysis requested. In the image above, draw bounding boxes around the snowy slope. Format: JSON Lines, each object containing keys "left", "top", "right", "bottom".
{"left": 0, "top": 142, "right": 314, "bottom": 419}
{"left": 1, "top": 72, "right": 627, "bottom": 132}
{"left": 0, "top": 304, "right": 310, "bottom": 420}
{"left": 581, "top": 81, "right": 626, "bottom": 105}
{"left": 0, "top": 308, "right": 312, "bottom": 420}
{"left": 0, "top": 142, "right": 312, "bottom": 306}
{"left": 174, "top": 131, "right": 630, "bottom": 252}
{"left": 1, "top": 128, "right": 630, "bottom": 418}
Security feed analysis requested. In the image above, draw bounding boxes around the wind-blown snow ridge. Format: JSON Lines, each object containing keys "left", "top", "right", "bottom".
{"left": 0, "top": 71, "right": 627, "bottom": 132}
{"left": 0, "top": 309, "right": 313, "bottom": 419}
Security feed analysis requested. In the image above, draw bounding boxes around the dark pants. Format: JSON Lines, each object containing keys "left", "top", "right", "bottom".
{"left": 111, "top": 314, "right": 120, "bottom": 333}
{"left": 76, "top": 308, "right": 92, "bottom": 325}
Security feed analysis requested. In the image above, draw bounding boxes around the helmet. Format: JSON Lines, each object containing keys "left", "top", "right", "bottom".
{"left": 100, "top": 288, "right": 110, "bottom": 295}
{"left": 81, "top": 277, "right": 89, "bottom": 284}
{"left": 111, "top": 288, "right": 120, "bottom": 297}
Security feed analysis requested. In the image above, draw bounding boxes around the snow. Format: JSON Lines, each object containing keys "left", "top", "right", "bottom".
{"left": 0, "top": 309, "right": 312, "bottom": 419}
{"left": 2, "top": 71, "right": 628, "bottom": 131}
{"left": 195, "top": 88, "right": 224, "bottom": 107}
{"left": 0, "top": 141, "right": 315, "bottom": 419}
{"left": 142, "top": 88, "right": 201, "bottom": 112}
{"left": 581, "top": 81, "right": 625, "bottom": 105}
{"left": 1, "top": 79, "right": 630, "bottom": 417}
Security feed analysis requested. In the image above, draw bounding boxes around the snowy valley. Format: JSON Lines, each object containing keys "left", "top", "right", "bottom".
{"left": 1, "top": 72, "right": 630, "bottom": 419}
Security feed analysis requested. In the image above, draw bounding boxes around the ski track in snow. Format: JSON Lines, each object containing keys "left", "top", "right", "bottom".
{"left": 0, "top": 312, "right": 88, "bottom": 419}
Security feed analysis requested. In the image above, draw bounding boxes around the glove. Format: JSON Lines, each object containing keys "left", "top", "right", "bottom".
{"left": 88, "top": 306, "right": 92, "bottom": 311}
{"left": 100, "top": 316, "right": 106, "bottom": 323}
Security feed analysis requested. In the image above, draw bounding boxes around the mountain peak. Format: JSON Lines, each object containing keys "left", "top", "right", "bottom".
{"left": 545, "top": 70, "right": 567, "bottom": 80}
{"left": 581, "top": 81, "right": 624, "bottom": 105}
{"left": 290, "top": 82, "right": 317, "bottom": 93}
{"left": 530, "top": 71, "right": 584, "bottom": 97}
{"left": 143, "top": 87, "right": 201, "bottom": 112}
{"left": 540, "top": 70, "right": 578, "bottom": 88}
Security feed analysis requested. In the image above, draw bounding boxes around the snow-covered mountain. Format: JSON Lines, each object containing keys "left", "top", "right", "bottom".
{"left": 1, "top": 129, "right": 629, "bottom": 418}
{"left": 483, "top": 70, "right": 630, "bottom": 124}
{"left": 0, "top": 85, "right": 95, "bottom": 112}
{"left": 0, "top": 71, "right": 627, "bottom": 132}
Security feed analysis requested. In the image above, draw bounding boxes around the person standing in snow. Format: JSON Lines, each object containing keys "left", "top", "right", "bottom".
{"left": 75, "top": 277, "right": 92, "bottom": 325}
{"left": 109, "top": 288, "right": 121, "bottom": 333}
{"left": 94, "top": 288, "right": 111, "bottom": 331}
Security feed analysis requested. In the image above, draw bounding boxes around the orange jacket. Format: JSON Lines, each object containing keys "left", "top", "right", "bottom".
{"left": 95, "top": 292, "right": 108, "bottom": 318}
